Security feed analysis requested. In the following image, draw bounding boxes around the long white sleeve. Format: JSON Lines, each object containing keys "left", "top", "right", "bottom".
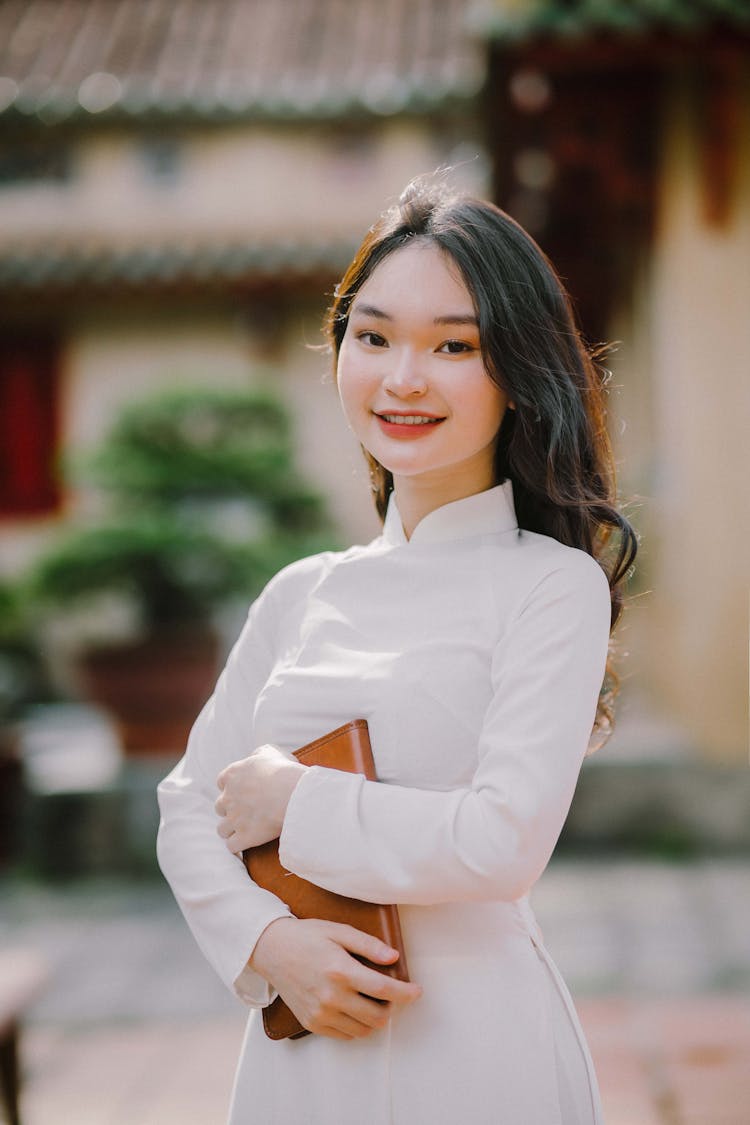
{"left": 278, "top": 552, "right": 610, "bottom": 906}
{"left": 156, "top": 585, "right": 293, "bottom": 1006}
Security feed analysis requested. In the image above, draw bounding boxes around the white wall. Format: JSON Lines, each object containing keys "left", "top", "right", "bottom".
{"left": 634, "top": 75, "right": 750, "bottom": 761}
{"left": 0, "top": 119, "right": 488, "bottom": 245}
{"left": 275, "top": 302, "right": 381, "bottom": 546}
{"left": 0, "top": 297, "right": 382, "bottom": 575}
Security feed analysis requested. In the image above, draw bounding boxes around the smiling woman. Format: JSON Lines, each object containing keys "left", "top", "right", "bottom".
{"left": 336, "top": 240, "right": 510, "bottom": 536}
{"left": 157, "top": 175, "right": 637, "bottom": 1125}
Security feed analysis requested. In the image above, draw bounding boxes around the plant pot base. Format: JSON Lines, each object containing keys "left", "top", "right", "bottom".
{"left": 79, "top": 630, "right": 220, "bottom": 756}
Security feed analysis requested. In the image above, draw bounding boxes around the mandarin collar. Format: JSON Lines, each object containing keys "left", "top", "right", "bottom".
{"left": 381, "top": 481, "right": 518, "bottom": 547}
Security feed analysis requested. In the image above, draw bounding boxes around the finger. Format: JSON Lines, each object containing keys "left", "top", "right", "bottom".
{"left": 333, "top": 925, "right": 401, "bottom": 965}
{"left": 315, "top": 1025, "right": 355, "bottom": 1041}
{"left": 345, "top": 992, "right": 392, "bottom": 1030}
{"left": 216, "top": 819, "right": 234, "bottom": 840}
{"left": 214, "top": 796, "right": 227, "bottom": 816}
{"left": 319, "top": 1009, "right": 379, "bottom": 1040}
{"left": 346, "top": 963, "right": 422, "bottom": 1006}
{"left": 222, "top": 833, "right": 242, "bottom": 855}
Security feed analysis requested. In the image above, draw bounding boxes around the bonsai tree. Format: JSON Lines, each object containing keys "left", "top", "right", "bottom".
{"left": 30, "top": 385, "right": 333, "bottom": 632}
{"left": 26, "top": 385, "right": 334, "bottom": 752}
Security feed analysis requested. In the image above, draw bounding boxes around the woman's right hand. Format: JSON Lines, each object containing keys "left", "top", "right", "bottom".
{"left": 249, "top": 917, "right": 422, "bottom": 1040}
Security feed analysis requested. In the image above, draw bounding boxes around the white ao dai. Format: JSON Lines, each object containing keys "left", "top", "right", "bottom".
{"left": 157, "top": 482, "right": 610, "bottom": 1124}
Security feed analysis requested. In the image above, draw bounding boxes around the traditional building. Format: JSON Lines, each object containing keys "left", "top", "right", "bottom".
{"left": 0, "top": 0, "right": 487, "bottom": 562}
{"left": 1, "top": 0, "right": 748, "bottom": 763}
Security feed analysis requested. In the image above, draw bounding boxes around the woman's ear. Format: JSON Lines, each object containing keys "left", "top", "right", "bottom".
{"left": 508, "top": 401, "right": 516, "bottom": 411}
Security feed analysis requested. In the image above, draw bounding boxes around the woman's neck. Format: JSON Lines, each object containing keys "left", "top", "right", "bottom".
{"left": 393, "top": 463, "right": 496, "bottom": 540}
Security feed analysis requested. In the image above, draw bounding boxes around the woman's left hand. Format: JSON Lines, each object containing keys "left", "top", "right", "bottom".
{"left": 215, "top": 745, "right": 305, "bottom": 853}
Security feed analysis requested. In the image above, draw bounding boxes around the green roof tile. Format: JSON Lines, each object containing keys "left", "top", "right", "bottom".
{"left": 0, "top": 237, "right": 358, "bottom": 292}
{"left": 483, "top": 0, "right": 750, "bottom": 43}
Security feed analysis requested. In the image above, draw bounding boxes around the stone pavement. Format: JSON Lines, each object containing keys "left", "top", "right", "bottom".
{"left": 2, "top": 858, "right": 749, "bottom": 1124}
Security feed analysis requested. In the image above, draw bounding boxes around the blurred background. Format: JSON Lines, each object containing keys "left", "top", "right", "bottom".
{"left": 0, "top": 0, "right": 748, "bottom": 1122}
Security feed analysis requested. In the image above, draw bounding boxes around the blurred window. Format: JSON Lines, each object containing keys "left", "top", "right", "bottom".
{"left": 0, "top": 336, "right": 61, "bottom": 517}
{"left": 139, "top": 137, "right": 182, "bottom": 185}
{"left": 326, "top": 128, "right": 377, "bottom": 182}
{"left": 0, "top": 140, "right": 70, "bottom": 186}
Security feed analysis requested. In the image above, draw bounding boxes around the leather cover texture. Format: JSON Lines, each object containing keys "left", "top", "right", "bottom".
{"left": 243, "top": 719, "right": 409, "bottom": 1040}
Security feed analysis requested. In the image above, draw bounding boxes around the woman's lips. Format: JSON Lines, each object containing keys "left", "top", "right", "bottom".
{"left": 374, "top": 412, "right": 445, "bottom": 439}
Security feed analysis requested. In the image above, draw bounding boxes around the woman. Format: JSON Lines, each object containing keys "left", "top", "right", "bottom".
{"left": 157, "top": 178, "right": 637, "bottom": 1124}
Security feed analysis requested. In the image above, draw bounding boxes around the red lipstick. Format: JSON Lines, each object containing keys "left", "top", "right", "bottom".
{"left": 374, "top": 411, "right": 445, "bottom": 440}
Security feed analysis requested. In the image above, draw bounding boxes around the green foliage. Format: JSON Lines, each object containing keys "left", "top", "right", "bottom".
{"left": 0, "top": 580, "right": 54, "bottom": 719}
{"left": 484, "top": 0, "right": 750, "bottom": 41}
{"left": 0, "top": 581, "right": 24, "bottom": 647}
{"left": 83, "top": 387, "right": 322, "bottom": 526}
{"left": 29, "top": 385, "right": 334, "bottom": 631}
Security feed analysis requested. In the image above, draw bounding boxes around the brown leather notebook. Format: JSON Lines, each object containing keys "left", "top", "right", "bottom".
{"left": 243, "top": 719, "right": 409, "bottom": 1041}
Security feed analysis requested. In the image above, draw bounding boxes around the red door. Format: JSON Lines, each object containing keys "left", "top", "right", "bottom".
{"left": 0, "top": 335, "right": 61, "bottom": 518}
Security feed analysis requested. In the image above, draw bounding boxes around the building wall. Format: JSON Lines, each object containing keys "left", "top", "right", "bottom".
{"left": 616, "top": 74, "right": 750, "bottom": 762}
{"left": 64, "top": 298, "right": 383, "bottom": 543}
{"left": 0, "top": 118, "right": 487, "bottom": 244}
{"left": 63, "top": 299, "right": 384, "bottom": 541}
{"left": 1, "top": 294, "right": 382, "bottom": 575}
{"left": 275, "top": 300, "right": 382, "bottom": 546}
{"left": 1, "top": 112, "right": 486, "bottom": 572}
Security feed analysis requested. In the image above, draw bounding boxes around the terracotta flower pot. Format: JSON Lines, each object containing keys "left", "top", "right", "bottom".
{"left": 79, "top": 627, "right": 220, "bottom": 756}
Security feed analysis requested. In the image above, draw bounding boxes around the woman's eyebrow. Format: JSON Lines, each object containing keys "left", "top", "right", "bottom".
{"left": 350, "top": 303, "right": 392, "bottom": 320}
{"left": 351, "top": 304, "right": 478, "bottom": 328}
{"left": 433, "top": 313, "right": 479, "bottom": 327}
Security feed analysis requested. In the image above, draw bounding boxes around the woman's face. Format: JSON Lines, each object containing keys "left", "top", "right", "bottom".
{"left": 337, "top": 240, "right": 510, "bottom": 494}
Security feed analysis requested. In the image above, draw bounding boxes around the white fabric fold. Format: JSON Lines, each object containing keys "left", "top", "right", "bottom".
{"left": 278, "top": 551, "right": 609, "bottom": 905}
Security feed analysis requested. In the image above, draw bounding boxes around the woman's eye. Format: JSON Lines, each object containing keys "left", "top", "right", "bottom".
{"left": 358, "top": 331, "right": 387, "bottom": 348}
{"left": 438, "top": 340, "right": 474, "bottom": 355}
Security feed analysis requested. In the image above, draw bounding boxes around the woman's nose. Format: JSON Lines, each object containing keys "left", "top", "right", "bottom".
{"left": 382, "top": 349, "right": 428, "bottom": 397}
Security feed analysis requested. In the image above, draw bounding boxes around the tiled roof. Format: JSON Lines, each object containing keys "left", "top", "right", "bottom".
{"left": 482, "top": 0, "right": 750, "bottom": 44}
{"left": 0, "top": 235, "right": 358, "bottom": 293}
{"left": 0, "top": 0, "right": 485, "bottom": 125}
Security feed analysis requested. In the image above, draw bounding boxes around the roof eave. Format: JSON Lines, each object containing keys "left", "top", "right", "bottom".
{"left": 0, "top": 83, "right": 482, "bottom": 131}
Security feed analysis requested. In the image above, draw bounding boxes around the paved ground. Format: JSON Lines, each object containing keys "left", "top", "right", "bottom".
{"left": 2, "top": 858, "right": 749, "bottom": 1124}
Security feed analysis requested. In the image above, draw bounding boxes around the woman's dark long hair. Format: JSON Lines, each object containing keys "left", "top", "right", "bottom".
{"left": 324, "top": 178, "right": 638, "bottom": 741}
